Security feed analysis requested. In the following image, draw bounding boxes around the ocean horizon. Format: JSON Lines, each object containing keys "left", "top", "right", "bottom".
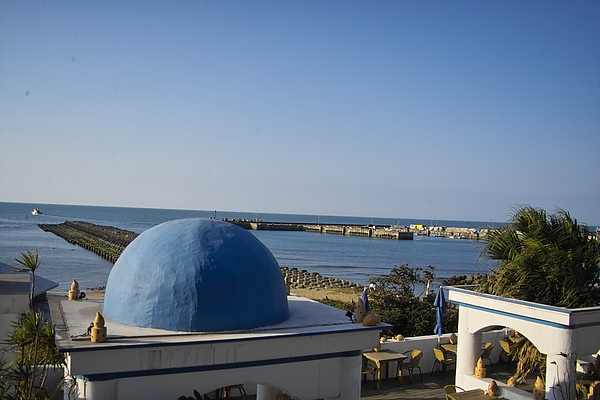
{"left": 1, "top": 201, "right": 500, "bottom": 292}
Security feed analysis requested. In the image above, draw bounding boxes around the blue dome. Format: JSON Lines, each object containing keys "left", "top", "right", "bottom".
{"left": 104, "top": 218, "right": 289, "bottom": 332}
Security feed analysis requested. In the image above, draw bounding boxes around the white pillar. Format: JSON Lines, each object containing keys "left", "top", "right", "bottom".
{"left": 335, "top": 354, "right": 361, "bottom": 400}
{"left": 545, "top": 352, "right": 576, "bottom": 400}
{"left": 256, "top": 384, "right": 280, "bottom": 400}
{"left": 455, "top": 309, "right": 482, "bottom": 389}
{"left": 83, "top": 379, "right": 118, "bottom": 400}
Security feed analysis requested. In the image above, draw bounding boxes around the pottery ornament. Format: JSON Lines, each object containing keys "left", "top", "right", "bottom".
{"left": 354, "top": 297, "right": 367, "bottom": 323}
{"left": 362, "top": 312, "right": 382, "bottom": 326}
{"left": 486, "top": 380, "right": 498, "bottom": 396}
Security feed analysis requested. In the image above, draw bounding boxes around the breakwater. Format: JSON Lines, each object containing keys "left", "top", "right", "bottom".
{"left": 38, "top": 221, "right": 139, "bottom": 263}
{"left": 282, "top": 266, "right": 363, "bottom": 289}
{"left": 223, "top": 219, "right": 492, "bottom": 240}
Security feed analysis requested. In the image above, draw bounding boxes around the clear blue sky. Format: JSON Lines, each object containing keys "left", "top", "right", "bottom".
{"left": 1, "top": 1, "right": 599, "bottom": 225}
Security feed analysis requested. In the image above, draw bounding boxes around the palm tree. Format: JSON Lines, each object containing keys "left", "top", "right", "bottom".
{"left": 14, "top": 251, "right": 41, "bottom": 310}
{"left": 479, "top": 206, "right": 600, "bottom": 308}
{"left": 478, "top": 206, "right": 600, "bottom": 384}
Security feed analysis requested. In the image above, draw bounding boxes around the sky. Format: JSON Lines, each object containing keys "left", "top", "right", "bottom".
{"left": 1, "top": 1, "right": 599, "bottom": 225}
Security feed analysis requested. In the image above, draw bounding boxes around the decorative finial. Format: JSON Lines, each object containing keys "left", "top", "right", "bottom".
{"left": 353, "top": 297, "right": 367, "bottom": 323}
{"left": 475, "top": 357, "right": 486, "bottom": 378}
{"left": 533, "top": 376, "right": 545, "bottom": 400}
{"left": 94, "top": 312, "right": 105, "bottom": 328}
{"left": 91, "top": 312, "right": 107, "bottom": 343}
{"left": 68, "top": 279, "right": 80, "bottom": 300}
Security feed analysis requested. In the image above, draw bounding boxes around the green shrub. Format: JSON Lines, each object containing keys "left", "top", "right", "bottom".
{"left": 319, "top": 264, "right": 459, "bottom": 337}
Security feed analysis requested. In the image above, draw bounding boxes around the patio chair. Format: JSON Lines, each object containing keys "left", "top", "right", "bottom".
{"left": 362, "top": 359, "right": 378, "bottom": 389}
{"left": 431, "top": 348, "right": 455, "bottom": 375}
{"left": 218, "top": 384, "right": 248, "bottom": 399}
{"left": 399, "top": 349, "right": 423, "bottom": 384}
{"left": 481, "top": 342, "right": 495, "bottom": 372}
{"left": 444, "top": 385, "right": 465, "bottom": 400}
{"left": 499, "top": 340, "right": 511, "bottom": 363}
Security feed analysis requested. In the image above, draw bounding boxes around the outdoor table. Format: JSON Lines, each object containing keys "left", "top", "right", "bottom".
{"left": 442, "top": 344, "right": 457, "bottom": 355}
{"left": 447, "top": 388, "right": 499, "bottom": 400}
{"left": 362, "top": 350, "right": 408, "bottom": 390}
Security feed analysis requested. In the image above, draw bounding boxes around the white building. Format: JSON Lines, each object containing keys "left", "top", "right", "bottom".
{"left": 51, "top": 218, "right": 386, "bottom": 400}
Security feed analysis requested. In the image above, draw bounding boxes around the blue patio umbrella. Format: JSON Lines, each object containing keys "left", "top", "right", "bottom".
{"left": 433, "top": 287, "right": 446, "bottom": 336}
{"left": 361, "top": 287, "right": 370, "bottom": 313}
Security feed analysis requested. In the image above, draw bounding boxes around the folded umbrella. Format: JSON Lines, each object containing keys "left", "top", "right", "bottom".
{"left": 361, "top": 287, "right": 370, "bottom": 313}
{"left": 433, "top": 287, "right": 445, "bottom": 336}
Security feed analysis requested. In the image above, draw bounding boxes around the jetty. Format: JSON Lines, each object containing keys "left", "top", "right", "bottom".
{"left": 38, "top": 221, "right": 139, "bottom": 263}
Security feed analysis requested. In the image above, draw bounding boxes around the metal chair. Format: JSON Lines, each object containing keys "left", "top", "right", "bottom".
{"left": 499, "top": 340, "right": 511, "bottom": 363}
{"left": 481, "top": 342, "right": 495, "bottom": 372}
{"left": 444, "top": 385, "right": 465, "bottom": 400}
{"left": 399, "top": 350, "right": 423, "bottom": 384}
{"left": 431, "top": 348, "right": 454, "bottom": 375}
{"left": 218, "top": 384, "right": 247, "bottom": 399}
{"left": 362, "top": 359, "right": 378, "bottom": 389}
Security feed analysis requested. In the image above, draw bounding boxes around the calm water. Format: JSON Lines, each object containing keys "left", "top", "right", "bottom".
{"left": 0, "top": 202, "right": 497, "bottom": 291}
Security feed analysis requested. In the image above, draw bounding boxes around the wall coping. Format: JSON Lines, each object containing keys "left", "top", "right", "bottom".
{"left": 445, "top": 285, "right": 600, "bottom": 328}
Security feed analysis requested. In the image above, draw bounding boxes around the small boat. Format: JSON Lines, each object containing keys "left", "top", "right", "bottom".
{"left": 31, "top": 208, "right": 42, "bottom": 215}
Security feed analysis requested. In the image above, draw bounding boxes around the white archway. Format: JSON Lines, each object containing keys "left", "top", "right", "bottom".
{"left": 447, "top": 286, "right": 600, "bottom": 400}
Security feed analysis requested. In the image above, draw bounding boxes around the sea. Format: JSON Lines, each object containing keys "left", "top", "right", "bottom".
{"left": 0, "top": 202, "right": 501, "bottom": 292}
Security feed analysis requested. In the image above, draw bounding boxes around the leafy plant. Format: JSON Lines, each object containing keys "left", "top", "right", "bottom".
{"left": 1, "top": 310, "right": 67, "bottom": 400}
{"left": 14, "top": 251, "right": 41, "bottom": 310}
{"left": 509, "top": 338, "right": 546, "bottom": 385}
{"left": 479, "top": 206, "right": 600, "bottom": 308}
{"left": 367, "top": 264, "right": 458, "bottom": 337}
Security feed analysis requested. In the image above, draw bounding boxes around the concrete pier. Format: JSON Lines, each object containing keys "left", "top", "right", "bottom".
{"left": 222, "top": 220, "right": 492, "bottom": 240}
{"left": 223, "top": 219, "right": 416, "bottom": 240}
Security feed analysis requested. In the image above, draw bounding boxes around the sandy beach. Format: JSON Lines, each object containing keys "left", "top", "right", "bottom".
{"left": 291, "top": 286, "right": 363, "bottom": 303}
{"left": 78, "top": 286, "right": 362, "bottom": 304}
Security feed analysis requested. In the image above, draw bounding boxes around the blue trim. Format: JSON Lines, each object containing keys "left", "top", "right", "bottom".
{"left": 81, "top": 350, "right": 362, "bottom": 382}
{"left": 456, "top": 302, "right": 568, "bottom": 329}
{"left": 571, "top": 321, "right": 600, "bottom": 329}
